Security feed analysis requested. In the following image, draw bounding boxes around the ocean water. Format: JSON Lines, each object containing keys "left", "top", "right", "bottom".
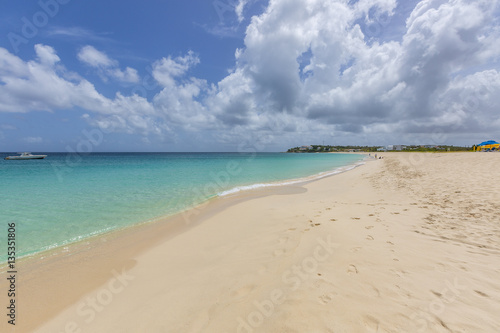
{"left": 0, "top": 152, "right": 364, "bottom": 262}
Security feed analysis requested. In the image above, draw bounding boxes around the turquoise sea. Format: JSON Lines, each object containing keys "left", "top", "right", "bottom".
{"left": 0, "top": 152, "right": 364, "bottom": 262}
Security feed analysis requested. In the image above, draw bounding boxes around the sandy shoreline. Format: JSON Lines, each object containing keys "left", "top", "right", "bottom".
{"left": 2, "top": 152, "right": 500, "bottom": 332}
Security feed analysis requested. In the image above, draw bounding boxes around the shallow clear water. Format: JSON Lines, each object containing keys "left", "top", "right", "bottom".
{"left": 0, "top": 152, "right": 363, "bottom": 261}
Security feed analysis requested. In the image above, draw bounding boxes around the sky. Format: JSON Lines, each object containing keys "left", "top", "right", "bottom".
{"left": 0, "top": 0, "right": 499, "bottom": 152}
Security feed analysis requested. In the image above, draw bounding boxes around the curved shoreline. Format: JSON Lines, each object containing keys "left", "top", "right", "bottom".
{"left": 0, "top": 155, "right": 369, "bottom": 332}
{"left": 217, "top": 159, "right": 366, "bottom": 197}
{"left": 5, "top": 152, "right": 500, "bottom": 332}
{"left": 0, "top": 154, "right": 366, "bottom": 267}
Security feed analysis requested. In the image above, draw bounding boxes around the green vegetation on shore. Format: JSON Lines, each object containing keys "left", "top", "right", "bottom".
{"left": 287, "top": 145, "right": 472, "bottom": 153}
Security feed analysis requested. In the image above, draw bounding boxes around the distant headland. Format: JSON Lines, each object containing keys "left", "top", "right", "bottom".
{"left": 286, "top": 145, "right": 472, "bottom": 153}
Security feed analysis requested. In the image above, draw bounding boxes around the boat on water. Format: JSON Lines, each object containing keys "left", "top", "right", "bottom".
{"left": 5, "top": 152, "right": 47, "bottom": 160}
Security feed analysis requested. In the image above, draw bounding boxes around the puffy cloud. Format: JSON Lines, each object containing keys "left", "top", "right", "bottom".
{"left": 152, "top": 51, "right": 200, "bottom": 87}
{"left": 148, "top": 51, "right": 216, "bottom": 133}
{"left": 0, "top": 48, "right": 29, "bottom": 77}
{"left": 77, "top": 45, "right": 139, "bottom": 83}
{"left": 0, "top": 45, "right": 160, "bottom": 137}
{"left": 207, "top": 67, "right": 256, "bottom": 126}
{"left": 109, "top": 67, "right": 140, "bottom": 84}
{"left": 2, "top": 0, "right": 500, "bottom": 148}
{"left": 35, "top": 44, "right": 60, "bottom": 67}
{"left": 208, "top": 0, "right": 500, "bottom": 143}
{"left": 77, "top": 45, "right": 115, "bottom": 67}
{"left": 0, "top": 45, "right": 101, "bottom": 113}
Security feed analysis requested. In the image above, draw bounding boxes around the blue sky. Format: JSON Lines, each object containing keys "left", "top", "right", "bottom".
{"left": 1, "top": 0, "right": 499, "bottom": 152}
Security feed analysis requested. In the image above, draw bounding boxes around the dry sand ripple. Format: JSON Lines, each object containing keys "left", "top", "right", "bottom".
{"left": 3, "top": 152, "right": 499, "bottom": 333}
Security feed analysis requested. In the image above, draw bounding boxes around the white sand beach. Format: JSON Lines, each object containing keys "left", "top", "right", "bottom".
{"left": 3, "top": 152, "right": 500, "bottom": 332}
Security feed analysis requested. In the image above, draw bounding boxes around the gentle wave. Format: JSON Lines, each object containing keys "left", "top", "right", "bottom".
{"left": 0, "top": 152, "right": 366, "bottom": 263}
{"left": 218, "top": 160, "right": 365, "bottom": 197}
{"left": 9, "top": 226, "right": 118, "bottom": 264}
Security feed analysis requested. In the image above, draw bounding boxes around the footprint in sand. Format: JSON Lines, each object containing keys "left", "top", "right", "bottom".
{"left": 368, "top": 214, "right": 375, "bottom": 216}
{"left": 318, "top": 293, "right": 336, "bottom": 305}
{"left": 368, "top": 285, "right": 381, "bottom": 297}
{"left": 347, "top": 264, "right": 358, "bottom": 275}
{"left": 366, "top": 235, "right": 374, "bottom": 241}
{"left": 365, "top": 225, "right": 374, "bottom": 229}
{"left": 351, "top": 247, "right": 362, "bottom": 253}
{"left": 352, "top": 217, "right": 361, "bottom": 220}
{"left": 363, "top": 315, "right": 380, "bottom": 332}
{"left": 475, "top": 290, "right": 489, "bottom": 297}
{"left": 330, "top": 219, "right": 337, "bottom": 222}
{"left": 391, "top": 269, "right": 406, "bottom": 278}
{"left": 386, "top": 241, "right": 394, "bottom": 245}
{"left": 287, "top": 228, "right": 297, "bottom": 231}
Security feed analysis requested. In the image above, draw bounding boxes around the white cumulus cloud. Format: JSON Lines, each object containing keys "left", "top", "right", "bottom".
{"left": 78, "top": 45, "right": 139, "bottom": 83}
{"left": 1, "top": 0, "right": 500, "bottom": 148}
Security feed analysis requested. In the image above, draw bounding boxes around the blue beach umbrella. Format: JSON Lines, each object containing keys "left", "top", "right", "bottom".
{"left": 478, "top": 140, "right": 499, "bottom": 146}
{"left": 476, "top": 140, "right": 499, "bottom": 151}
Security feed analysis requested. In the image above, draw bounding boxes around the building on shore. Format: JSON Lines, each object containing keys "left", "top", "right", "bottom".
{"left": 386, "top": 145, "right": 404, "bottom": 151}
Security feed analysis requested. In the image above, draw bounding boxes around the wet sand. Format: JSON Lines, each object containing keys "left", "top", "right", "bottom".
{"left": 2, "top": 152, "right": 500, "bottom": 332}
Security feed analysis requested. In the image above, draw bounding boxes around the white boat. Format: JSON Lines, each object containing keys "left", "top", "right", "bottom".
{"left": 5, "top": 152, "right": 47, "bottom": 160}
